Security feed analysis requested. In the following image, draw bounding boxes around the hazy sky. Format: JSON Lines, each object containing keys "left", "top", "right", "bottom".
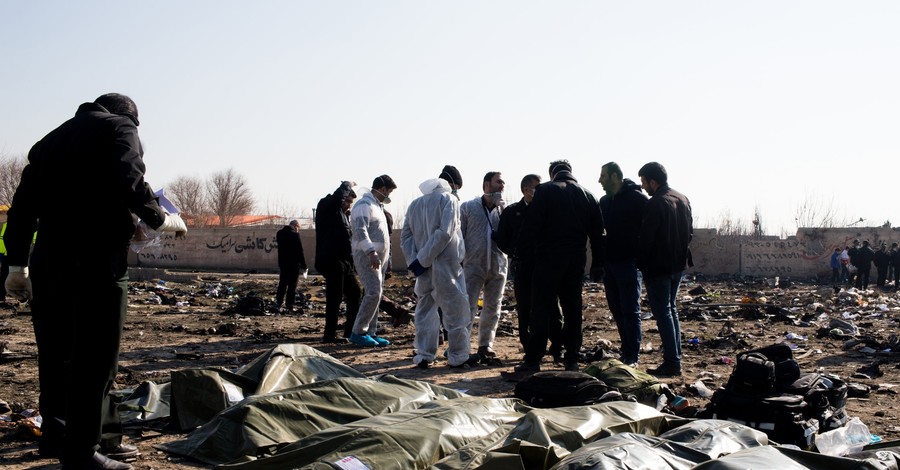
{"left": 2, "top": 1, "right": 898, "bottom": 235}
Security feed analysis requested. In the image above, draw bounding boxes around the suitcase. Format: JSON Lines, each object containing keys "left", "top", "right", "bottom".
{"left": 514, "top": 371, "right": 612, "bottom": 408}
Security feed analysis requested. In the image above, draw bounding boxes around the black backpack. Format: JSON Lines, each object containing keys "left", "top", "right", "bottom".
{"left": 726, "top": 343, "right": 800, "bottom": 395}
{"left": 514, "top": 371, "right": 615, "bottom": 408}
{"left": 784, "top": 372, "right": 849, "bottom": 432}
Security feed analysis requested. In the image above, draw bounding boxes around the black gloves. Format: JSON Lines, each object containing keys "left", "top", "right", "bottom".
{"left": 408, "top": 259, "right": 428, "bottom": 277}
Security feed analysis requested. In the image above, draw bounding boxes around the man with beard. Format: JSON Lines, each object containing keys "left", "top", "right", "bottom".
{"left": 598, "top": 162, "right": 648, "bottom": 367}
{"left": 636, "top": 162, "right": 693, "bottom": 377}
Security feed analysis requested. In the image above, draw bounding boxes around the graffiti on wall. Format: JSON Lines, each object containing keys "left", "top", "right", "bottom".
{"left": 206, "top": 234, "right": 277, "bottom": 254}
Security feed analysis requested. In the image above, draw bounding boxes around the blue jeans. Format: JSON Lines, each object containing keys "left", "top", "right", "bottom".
{"left": 644, "top": 271, "right": 683, "bottom": 367}
{"left": 603, "top": 259, "right": 643, "bottom": 363}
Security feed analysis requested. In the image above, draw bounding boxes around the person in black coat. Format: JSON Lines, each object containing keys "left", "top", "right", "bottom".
{"left": 511, "top": 160, "right": 604, "bottom": 376}
{"left": 315, "top": 182, "right": 361, "bottom": 342}
{"left": 4, "top": 94, "right": 186, "bottom": 469}
{"left": 599, "top": 162, "right": 649, "bottom": 367}
{"left": 874, "top": 242, "right": 891, "bottom": 289}
{"left": 495, "top": 174, "right": 564, "bottom": 361}
{"left": 855, "top": 240, "right": 875, "bottom": 290}
{"left": 891, "top": 242, "right": 900, "bottom": 290}
{"left": 275, "top": 220, "right": 308, "bottom": 312}
{"left": 637, "top": 162, "right": 693, "bottom": 377}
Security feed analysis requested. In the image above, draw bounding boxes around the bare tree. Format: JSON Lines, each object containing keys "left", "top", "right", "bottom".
{"left": 261, "top": 195, "right": 301, "bottom": 226}
{"left": 793, "top": 190, "right": 852, "bottom": 229}
{"left": 166, "top": 175, "right": 209, "bottom": 227}
{"left": 710, "top": 209, "right": 753, "bottom": 238}
{"left": 0, "top": 153, "right": 27, "bottom": 206}
{"left": 206, "top": 168, "right": 255, "bottom": 227}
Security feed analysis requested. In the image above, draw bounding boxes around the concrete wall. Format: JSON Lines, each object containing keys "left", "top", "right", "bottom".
{"left": 128, "top": 225, "right": 900, "bottom": 279}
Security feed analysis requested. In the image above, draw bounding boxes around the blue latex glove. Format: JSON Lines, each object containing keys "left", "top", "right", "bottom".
{"left": 408, "top": 259, "right": 428, "bottom": 277}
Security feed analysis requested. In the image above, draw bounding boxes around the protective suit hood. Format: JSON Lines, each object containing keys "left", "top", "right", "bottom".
{"left": 418, "top": 178, "right": 452, "bottom": 195}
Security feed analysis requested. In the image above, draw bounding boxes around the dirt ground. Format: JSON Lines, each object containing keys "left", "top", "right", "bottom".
{"left": 1, "top": 272, "right": 900, "bottom": 469}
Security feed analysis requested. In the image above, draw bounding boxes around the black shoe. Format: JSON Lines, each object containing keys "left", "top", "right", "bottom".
{"left": 101, "top": 443, "right": 139, "bottom": 461}
{"left": 500, "top": 363, "right": 540, "bottom": 382}
{"left": 477, "top": 346, "right": 497, "bottom": 358}
{"left": 415, "top": 360, "right": 433, "bottom": 369}
{"left": 61, "top": 451, "right": 133, "bottom": 470}
{"left": 448, "top": 353, "right": 482, "bottom": 369}
{"left": 564, "top": 362, "right": 580, "bottom": 372}
{"left": 648, "top": 363, "right": 682, "bottom": 377}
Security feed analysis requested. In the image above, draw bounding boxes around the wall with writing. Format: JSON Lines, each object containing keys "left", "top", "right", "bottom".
{"left": 126, "top": 226, "right": 900, "bottom": 278}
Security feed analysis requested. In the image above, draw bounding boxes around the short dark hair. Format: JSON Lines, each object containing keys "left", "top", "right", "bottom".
{"left": 94, "top": 93, "right": 139, "bottom": 126}
{"left": 439, "top": 165, "right": 463, "bottom": 188}
{"left": 548, "top": 160, "right": 571, "bottom": 177}
{"left": 483, "top": 171, "right": 501, "bottom": 184}
{"left": 638, "top": 162, "right": 668, "bottom": 185}
{"left": 602, "top": 162, "right": 623, "bottom": 180}
{"left": 372, "top": 174, "right": 397, "bottom": 190}
{"left": 520, "top": 174, "right": 541, "bottom": 190}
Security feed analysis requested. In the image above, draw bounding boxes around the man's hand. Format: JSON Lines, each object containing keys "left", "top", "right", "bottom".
{"left": 158, "top": 213, "right": 188, "bottom": 238}
{"left": 368, "top": 251, "right": 381, "bottom": 269}
{"left": 408, "top": 259, "right": 428, "bottom": 277}
{"left": 5, "top": 266, "right": 32, "bottom": 301}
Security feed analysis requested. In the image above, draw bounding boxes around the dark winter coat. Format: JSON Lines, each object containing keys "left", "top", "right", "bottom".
{"left": 5, "top": 102, "right": 165, "bottom": 269}
{"left": 495, "top": 197, "right": 530, "bottom": 260}
{"left": 276, "top": 226, "right": 307, "bottom": 270}
{"left": 314, "top": 182, "right": 354, "bottom": 271}
{"left": 637, "top": 185, "right": 693, "bottom": 278}
{"left": 599, "top": 179, "right": 648, "bottom": 263}
{"left": 856, "top": 245, "right": 875, "bottom": 268}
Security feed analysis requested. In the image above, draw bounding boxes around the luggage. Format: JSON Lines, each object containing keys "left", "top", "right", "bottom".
{"left": 726, "top": 343, "right": 800, "bottom": 395}
{"left": 701, "top": 389, "right": 819, "bottom": 448}
{"left": 583, "top": 358, "right": 664, "bottom": 405}
{"left": 514, "top": 371, "right": 613, "bottom": 408}
{"left": 784, "top": 372, "right": 849, "bottom": 431}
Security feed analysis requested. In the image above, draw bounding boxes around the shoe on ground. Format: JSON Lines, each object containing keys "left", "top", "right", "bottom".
{"left": 101, "top": 443, "right": 140, "bottom": 461}
{"left": 640, "top": 312, "right": 653, "bottom": 321}
{"left": 500, "top": 363, "right": 540, "bottom": 382}
{"left": 322, "top": 335, "right": 345, "bottom": 344}
{"left": 348, "top": 333, "right": 378, "bottom": 347}
{"left": 61, "top": 451, "right": 133, "bottom": 470}
{"left": 415, "top": 360, "right": 432, "bottom": 369}
{"left": 372, "top": 336, "right": 391, "bottom": 347}
{"left": 648, "top": 363, "right": 682, "bottom": 377}
{"left": 618, "top": 357, "right": 639, "bottom": 368}
{"left": 564, "top": 362, "right": 580, "bottom": 372}
{"left": 449, "top": 353, "right": 482, "bottom": 369}
{"left": 477, "top": 346, "right": 496, "bottom": 358}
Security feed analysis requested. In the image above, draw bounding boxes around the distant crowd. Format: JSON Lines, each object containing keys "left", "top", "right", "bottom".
{"left": 830, "top": 239, "right": 900, "bottom": 290}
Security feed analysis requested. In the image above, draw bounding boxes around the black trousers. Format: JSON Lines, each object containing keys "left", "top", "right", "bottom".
{"left": 31, "top": 250, "right": 127, "bottom": 462}
{"left": 513, "top": 258, "right": 562, "bottom": 353}
{"left": 276, "top": 266, "right": 301, "bottom": 308}
{"left": 321, "top": 261, "right": 361, "bottom": 339}
{"left": 525, "top": 253, "right": 585, "bottom": 366}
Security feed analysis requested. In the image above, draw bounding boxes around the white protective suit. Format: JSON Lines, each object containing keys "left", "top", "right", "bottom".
{"left": 350, "top": 190, "right": 391, "bottom": 336}
{"left": 400, "top": 178, "right": 473, "bottom": 367}
{"left": 459, "top": 195, "right": 508, "bottom": 349}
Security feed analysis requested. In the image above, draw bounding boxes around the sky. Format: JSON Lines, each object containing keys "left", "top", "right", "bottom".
{"left": 2, "top": 1, "right": 898, "bottom": 235}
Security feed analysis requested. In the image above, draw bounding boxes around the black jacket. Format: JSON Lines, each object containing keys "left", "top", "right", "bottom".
{"left": 314, "top": 182, "right": 354, "bottom": 271}
{"left": 495, "top": 197, "right": 529, "bottom": 260}
{"left": 276, "top": 226, "right": 307, "bottom": 270}
{"left": 637, "top": 185, "right": 693, "bottom": 278}
{"left": 874, "top": 248, "right": 890, "bottom": 268}
{"left": 856, "top": 245, "right": 875, "bottom": 268}
{"left": 518, "top": 172, "right": 604, "bottom": 265}
{"left": 599, "top": 179, "right": 648, "bottom": 263}
{"left": 5, "top": 102, "right": 165, "bottom": 268}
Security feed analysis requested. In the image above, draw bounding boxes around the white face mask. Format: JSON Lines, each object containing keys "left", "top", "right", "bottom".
{"left": 373, "top": 189, "right": 391, "bottom": 204}
{"left": 490, "top": 191, "right": 505, "bottom": 207}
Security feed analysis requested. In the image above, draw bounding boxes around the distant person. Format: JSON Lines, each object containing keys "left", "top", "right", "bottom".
{"left": 637, "top": 162, "right": 693, "bottom": 377}
{"left": 508, "top": 160, "right": 604, "bottom": 378}
{"left": 401, "top": 165, "right": 480, "bottom": 368}
{"left": 0, "top": 222, "right": 8, "bottom": 302}
{"left": 875, "top": 242, "right": 891, "bottom": 289}
{"left": 839, "top": 246, "right": 851, "bottom": 283}
{"left": 348, "top": 175, "right": 396, "bottom": 347}
{"left": 315, "top": 181, "right": 361, "bottom": 342}
{"left": 4, "top": 93, "right": 186, "bottom": 469}
{"left": 495, "top": 174, "right": 564, "bottom": 361}
{"left": 847, "top": 239, "right": 861, "bottom": 286}
{"left": 891, "top": 242, "right": 900, "bottom": 290}
{"left": 830, "top": 247, "right": 842, "bottom": 285}
{"left": 598, "top": 162, "right": 649, "bottom": 367}
{"left": 855, "top": 240, "right": 875, "bottom": 290}
{"left": 460, "top": 171, "right": 508, "bottom": 359}
{"left": 275, "top": 220, "right": 308, "bottom": 313}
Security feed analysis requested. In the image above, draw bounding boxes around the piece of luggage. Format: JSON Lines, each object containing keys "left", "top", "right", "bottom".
{"left": 784, "top": 372, "right": 849, "bottom": 431}
{"left": 700, "top": 389, "right": 819, "bottom": 448}
{"left": 583, "top": 358, "right": 664, "bottom": 405}
{"left": 514, "top": 371, "right": 612, "bottom": 408}
{"left": 726, "top": 343, "right": 800, "bottom": 395}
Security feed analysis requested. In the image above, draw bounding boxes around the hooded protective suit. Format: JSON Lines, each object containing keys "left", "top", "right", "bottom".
{"left": 400, "top": 178, "right": 473, "bottom": 367}
{"left": 350, "top": 190, "right": 391, "bottom": 336}
{"left": 459, "top": 196, "right": 508, "bottom": 349}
